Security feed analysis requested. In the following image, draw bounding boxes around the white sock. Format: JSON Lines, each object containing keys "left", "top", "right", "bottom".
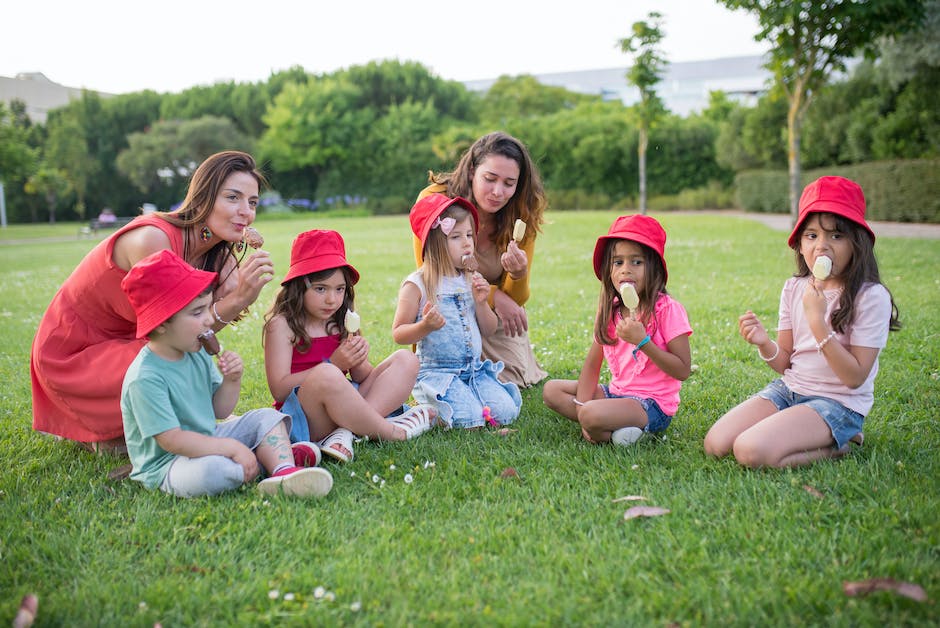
{"left": 271, "top": 463, "right": 293, "bottom": 476}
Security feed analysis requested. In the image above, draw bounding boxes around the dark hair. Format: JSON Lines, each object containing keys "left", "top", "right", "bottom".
{"left": 791, "top": 212, "right": 900, "bottom": 333}
{"left": 263, "top": 267, "right": 357, "bottom": 353}
{"left": 430, "top": 132, "right": 546, "bottom": 252}
{"left": 594, "top": 239, "right": 668, "bottom": 345}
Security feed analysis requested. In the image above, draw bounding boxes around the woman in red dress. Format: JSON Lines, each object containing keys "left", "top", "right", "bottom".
{"left": 31, "top": 151, "right": 275, "bottom": 453}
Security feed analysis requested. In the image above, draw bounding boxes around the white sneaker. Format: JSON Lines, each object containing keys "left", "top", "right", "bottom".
{"left": 319, "top": 428, "right": 355, "bottom": 463}
{"left": 258, "top": 467, "right": 333, "bottom": 498}
{"left": 611, "top": 427, "right": 644, "bottom": 447}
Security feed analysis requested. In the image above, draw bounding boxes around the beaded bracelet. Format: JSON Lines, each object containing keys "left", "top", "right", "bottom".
{"left": 816, "top": 330, "right": 837, "bottom": 353}
{"left": 758, "top": 340, "right": 780, "bottom": 361}
{"left": 212, "top": 301, "right": 234, "bottom": 326}
{"left": 632, "top": 335, "right": 651, "bottom": 360}
{"left": 572, "top": 398, "right": 585, "bottom": 406}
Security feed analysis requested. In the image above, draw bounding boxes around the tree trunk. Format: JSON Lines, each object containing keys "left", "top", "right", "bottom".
{"left": 787, "top": 99, "right": 802, "bottom": 227}
{"left": 638, "top": 125, "right": 648, "bottom": 215}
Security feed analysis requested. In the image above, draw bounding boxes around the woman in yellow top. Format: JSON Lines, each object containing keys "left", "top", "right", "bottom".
{"left": 413, "top": 132, "right": 548, "bottom": 387}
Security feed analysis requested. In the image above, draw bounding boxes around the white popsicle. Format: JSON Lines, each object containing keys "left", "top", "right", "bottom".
{"left": 513, "top": 219, "right": 527, "bottom": 242}
{"left": 619, "top": 283, "right": 639, "bottom": 311}
{"left": 345, "top": 310, "right": 361, "bottom": 333}
{"left": 812, "top": 255, "right": 832, "bottom": 280}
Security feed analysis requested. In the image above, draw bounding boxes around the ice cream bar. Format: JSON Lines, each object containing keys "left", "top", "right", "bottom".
{"left": 812, "top": 255, "right": 832, "bottom": 280}
{"left": 243, "top": 226, "right": 264, "bottom": 249}
{"left": 512, "top": 219, "right": 527, "bottom": 242}
{"left": 345, "top": 310, "right": 361, "bottom": 333}
{"left": 460, "top": 254, "right": 478, "bottom": 272}
{"left": 197, "top": 330, "right": 221, "bottom": 355}
{"left": 619, "top": 283, "right": 639, "bottom": 311}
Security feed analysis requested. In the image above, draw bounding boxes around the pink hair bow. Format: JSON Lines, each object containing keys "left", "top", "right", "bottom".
{"left": 433, "top": 216, "right": 456, "bottom": 235}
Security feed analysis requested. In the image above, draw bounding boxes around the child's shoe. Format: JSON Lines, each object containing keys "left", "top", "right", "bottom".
{"left": 611, "top": 427, "right": 644, "bottom": 447}
{"left": 258, "top": 466, "right": 333, "bottom": 498}
{"left": 388, "top": 404, "right": 438, "bottom": 439}
{"left": 292, "top": 441, "right": 322, "bottom": 467}
{"left": 319, "top": 428, "right": 355, "bottom": 463}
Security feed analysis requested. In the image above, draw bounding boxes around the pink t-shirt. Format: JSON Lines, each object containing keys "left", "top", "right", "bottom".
{"left": 602, "top": 293, "right": 692, "bottom": 416}
{"left": 778, "top": 277, "right": 891, "bottom": 416}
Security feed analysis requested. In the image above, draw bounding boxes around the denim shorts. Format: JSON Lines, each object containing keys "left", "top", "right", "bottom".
{"left": 756, "top": 378, "right": 864, "bottom": 449}
{"left": 600, "top": 385, "right": 672, "bottom": 433}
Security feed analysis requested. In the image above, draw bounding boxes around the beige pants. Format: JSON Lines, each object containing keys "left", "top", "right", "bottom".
{"left": 481, "top": 317, "right": 548, "bottom": 388}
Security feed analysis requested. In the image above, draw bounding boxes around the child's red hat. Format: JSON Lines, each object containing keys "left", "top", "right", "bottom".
{"left": 410, "top": 193, "right": 479, "bottom": 252}
{"left": 788, "top": 176, "right": 874, "bottom": 246}
{"left": 593, "top": 214, "right": 668, "bottom": 281}
{"left": 121, "top": 249, "right": 217, "bottom": 339}
{"left": 281, "top": 230, "right": 360, "bottom": 285}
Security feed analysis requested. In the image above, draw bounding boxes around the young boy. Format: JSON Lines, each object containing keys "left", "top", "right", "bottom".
{"left": 120, "top": 249, "right": 332, "bottom": 498}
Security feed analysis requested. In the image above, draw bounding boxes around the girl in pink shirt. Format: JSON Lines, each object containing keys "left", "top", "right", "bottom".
{"left": 543, "top": 215, "right": 692, "bottom": 446}
{"left": 704, "top": 176, "right": 901, "bottom": 468}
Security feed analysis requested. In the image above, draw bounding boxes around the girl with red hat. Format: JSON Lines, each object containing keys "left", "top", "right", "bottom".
{"left": 704, "top": 176, "right": 901, "bottom": 468}
{"left": 263, "top": 230, "right": 438, "bottom": 464}
{"left": 393, "top": 194, "right": 522, "bottom": 429}
{"left": 543, "top": 214, "right": 693, "bottom": 446}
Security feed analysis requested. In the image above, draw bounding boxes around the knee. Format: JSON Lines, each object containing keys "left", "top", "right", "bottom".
{"left": 392, "top": 349, "right": 419, "bottom": 376}
{"left": 303, "top": 363, "right": 346, "bottom": 390}
{"left": 541, "top": 380, "right": 562, "bottom": 411}
{"left": 731, "top": 434, "right": 772, "bottom": 469}
{"left": 703, "top": 428, "right": 732, "bottom": 458}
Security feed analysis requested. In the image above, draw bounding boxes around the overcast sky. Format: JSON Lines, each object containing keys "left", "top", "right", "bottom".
{"left": 3, "top": 0, "right": 769, "bottom": 94}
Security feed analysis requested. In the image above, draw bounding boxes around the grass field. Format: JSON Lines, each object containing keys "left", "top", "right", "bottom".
{"left": 1, "top": 211, "right": 937, "bottom": 626}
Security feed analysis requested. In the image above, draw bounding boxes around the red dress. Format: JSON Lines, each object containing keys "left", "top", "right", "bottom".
{"left": 30, "top": 215, "right": 184, "bottom": 442}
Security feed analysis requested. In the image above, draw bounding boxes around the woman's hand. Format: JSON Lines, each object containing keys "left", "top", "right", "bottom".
{"left": 493, "top": 289, "right": 528, "bottom": 337}
{"left": 500, "top": 241, "right": 528, "bottom": 279}
{"left": 217, "top": 250, "right": 275, "bottom": 310}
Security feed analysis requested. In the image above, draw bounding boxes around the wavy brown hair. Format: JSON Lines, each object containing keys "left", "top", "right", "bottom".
{"left": 791, "top": 212, "right": 900, "bottom": 334}
{"left": 263, "top": 267, "right": 357, "bottom": 353}
{"left": 430, "top": 132, "right": 546, "bottom": 252}
{"left": 594, "top": 239, "right": 669, "bottom": 346}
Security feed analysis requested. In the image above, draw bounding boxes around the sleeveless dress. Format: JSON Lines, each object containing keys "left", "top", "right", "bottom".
{"left": 31, "top": 215, "right": 184, "bottom": 442}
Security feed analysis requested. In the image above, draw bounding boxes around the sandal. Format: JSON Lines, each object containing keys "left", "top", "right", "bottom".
{"left": 319, "top": 428, "right": 354, "bottom": 463}
{"left": 388, "top": 404, "right": 438, "bottom": 440}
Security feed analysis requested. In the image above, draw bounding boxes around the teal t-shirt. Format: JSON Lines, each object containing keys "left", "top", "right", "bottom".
{"left": 121, "top": 346, "right": 223, "bottom": 489}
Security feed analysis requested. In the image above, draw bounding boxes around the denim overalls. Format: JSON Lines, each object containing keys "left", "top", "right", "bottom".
{"left": 405, "top": 271, "right": 521, "bottom": 428}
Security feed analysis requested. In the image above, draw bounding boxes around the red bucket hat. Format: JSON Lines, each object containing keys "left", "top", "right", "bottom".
{"left": 281, "top": 230, "right": 360, "bottom": 285}
{"left": 121, "top": 249, "right": 218, "bottom": 339}
{"left": 410, "top": 194, "right": 479, "bottom": 252}
{"left": 593, "top": 214, "right": 668, "bottom": 281}
{"left": 788, "top": 176, "right": 873, "bottom": 246}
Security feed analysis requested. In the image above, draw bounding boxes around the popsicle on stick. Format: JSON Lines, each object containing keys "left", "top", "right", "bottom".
{"left": 619, "top": 282, "right": 639, "bottom": 316}
{"left": 460, "top": 254, "right": 478, "bottom": 272}
{"left": 512, "top": 219, "right": 527, "bottom": 242}
{"left": 243, "top": 226, "right": 264, "bottom": 249}
{"left": 345, "top": 310, "right": 361, "bottom": 334}
{"left": 197, "top": 330, "right": 221, "bottom": 355}
{"left": 812, "top": 255, "right": 832, "bottom": 280}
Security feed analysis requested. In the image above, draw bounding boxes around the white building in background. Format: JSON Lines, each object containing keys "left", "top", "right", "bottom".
{"left": 0, "top": 72, "right": 112, "bottom": 123}
{"left": 463, "top": 55, "right": 771, "bottom": 116}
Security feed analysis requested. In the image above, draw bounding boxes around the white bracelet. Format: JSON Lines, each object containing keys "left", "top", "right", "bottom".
{"left": 758, "top": 340, "right": 780, "bottom": 361}
{"left": 572, "top": 397, "right": 585, "bottom": 406}
{"left": 213, "top": 301, "right": 234, "bottom": 326}
{"left": 816, "top": 330, "right": 837, "bottom": 353}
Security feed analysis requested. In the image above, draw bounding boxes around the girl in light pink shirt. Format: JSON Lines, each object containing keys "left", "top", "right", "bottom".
{"left": 543, "top": 215, "right": 692, "bottom": 447}
{"left": 704, "top": 176, "right": 901, "bottom": 468}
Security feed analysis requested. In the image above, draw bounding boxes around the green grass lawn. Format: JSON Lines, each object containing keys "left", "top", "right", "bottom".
{"left": 1, "top": 211, "right": 937, "bottom": 626}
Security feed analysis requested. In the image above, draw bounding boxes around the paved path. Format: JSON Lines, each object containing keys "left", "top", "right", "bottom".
{"left": 707, "top": 210, "right": 940, "bottom": 240}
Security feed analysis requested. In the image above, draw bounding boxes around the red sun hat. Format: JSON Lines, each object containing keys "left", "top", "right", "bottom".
{"left": 788, "top": 176, "right": 873, "bottom": 246}
{"left": 281, "top": 230, "right": 360, "bottom": 285}
{"left": 410, "top": 193, "right": 479, "bottom": 251}
{"left": 121, "top": 249, "right": 218, "bottom": 339}
{"left": 593, "top": 214, "right": 668, "bottom": 281}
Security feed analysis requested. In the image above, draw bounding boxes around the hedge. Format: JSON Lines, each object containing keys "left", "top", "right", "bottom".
{"left": 735, "top": 159, "right": 940, "bottom": 223}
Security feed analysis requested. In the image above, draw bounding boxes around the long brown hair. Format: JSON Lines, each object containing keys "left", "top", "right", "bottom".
{"left": 264, "top": 267, "right": 357, "bottom": 353}
{"left": 430, "top": 132, "right": 546, "bottom": 252}
{"left": 791, "top": 212, "right": 900, "bottom": 333}
{"left": 594, "top": 239, "right": 669, "bottom": 345}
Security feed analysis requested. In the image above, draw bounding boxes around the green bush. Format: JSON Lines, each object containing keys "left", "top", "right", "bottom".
{"left": 736, "top": 159, "right": 940, "bottom": 222}
{"left": 648, "top": 181, "right": 736, "bottom": 211}
{"left": 547, "top": 189, "right": 616, "bottom": 211}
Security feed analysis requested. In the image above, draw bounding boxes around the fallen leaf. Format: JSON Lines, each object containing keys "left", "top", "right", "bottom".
{"left": 843, "top": 578, "right": 928, "bottom": 602}
{"left": 107, "top": 464, "right": 133, "bottom": 481}
{"left": 802, "top": 484, "right": 824, "bottom": 499}
{"left": 12, "top": 593, "right": 37, "bottom": 628}
{"left": 612, "top": 495, "right": 648, "bottom": 503}
{"left": 499, "top": 467, "right": 519, "bottom": 479}
{"left": 622, "top": 506, "right": 670, "bottom": 520}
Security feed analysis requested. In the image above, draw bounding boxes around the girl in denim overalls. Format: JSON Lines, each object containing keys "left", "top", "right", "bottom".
{"left": 393, "top": 194, "right": 522, "bottom": 429}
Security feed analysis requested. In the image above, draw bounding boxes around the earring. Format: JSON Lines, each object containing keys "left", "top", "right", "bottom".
{"left": 199, "top": 225, "right": 212, "bottom": 242}
{"left": 234, "top": 241, "right": 245, "bottom": 253}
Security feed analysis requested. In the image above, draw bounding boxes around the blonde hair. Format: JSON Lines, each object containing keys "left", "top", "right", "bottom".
{"left": 419, "top": 205, "right": 474, "bottom": 305}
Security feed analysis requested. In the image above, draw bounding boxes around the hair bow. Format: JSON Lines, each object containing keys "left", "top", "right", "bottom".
{"left": 433, "top": 216, "right": 456, "bottom": 235}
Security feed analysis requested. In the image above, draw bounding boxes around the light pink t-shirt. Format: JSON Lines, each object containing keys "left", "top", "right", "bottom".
{"left": 778, "top": 277, "right": 891, "bottom": 416}
{"left": 603, "top": 293, "right": 692, "bottom": 416}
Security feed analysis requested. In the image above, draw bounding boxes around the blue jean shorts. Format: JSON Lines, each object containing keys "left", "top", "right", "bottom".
{"left": 756, "top": 378, "right": 864, "bottom": 449}
{"left": 600, "top": 385, "right": 672, "bottom": 433}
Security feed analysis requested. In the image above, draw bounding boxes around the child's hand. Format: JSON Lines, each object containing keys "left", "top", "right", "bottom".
{"left": 333, "top": 334, "right": 370, "bottom": 371}
{"left": 738, "top": 310, "right": 770, "bottom": 346}
{"left": 225, "top": 440, "right": 259, "bottom": 482}
{"left": 801, "top": 280, "right": 828, "bottom": 325}
{"left": 615, "top": 315, "right": 646, "bottom": 345}
{"left": 216, "top": 350, "right": 243, "bottom": 381}
{"left": 421, "top": 301, "right": 446, "bottom": 331}
{"left": 470, "top": 272, "right": 490, "bottom": 303}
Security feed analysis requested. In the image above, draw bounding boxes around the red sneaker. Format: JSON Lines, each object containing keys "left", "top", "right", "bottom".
{"left": 292, "top": 441, "right": 322, "bottom": 467}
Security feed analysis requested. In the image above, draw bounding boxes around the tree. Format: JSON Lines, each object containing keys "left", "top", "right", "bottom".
{"left": 719, "top": 0, "right": 926, "bottom": 220}
{"left": 24, "top": 166, "right": 69, "bottom": 224}
{"left": 619, "top": 12, "right": 668, "bottom": 214}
